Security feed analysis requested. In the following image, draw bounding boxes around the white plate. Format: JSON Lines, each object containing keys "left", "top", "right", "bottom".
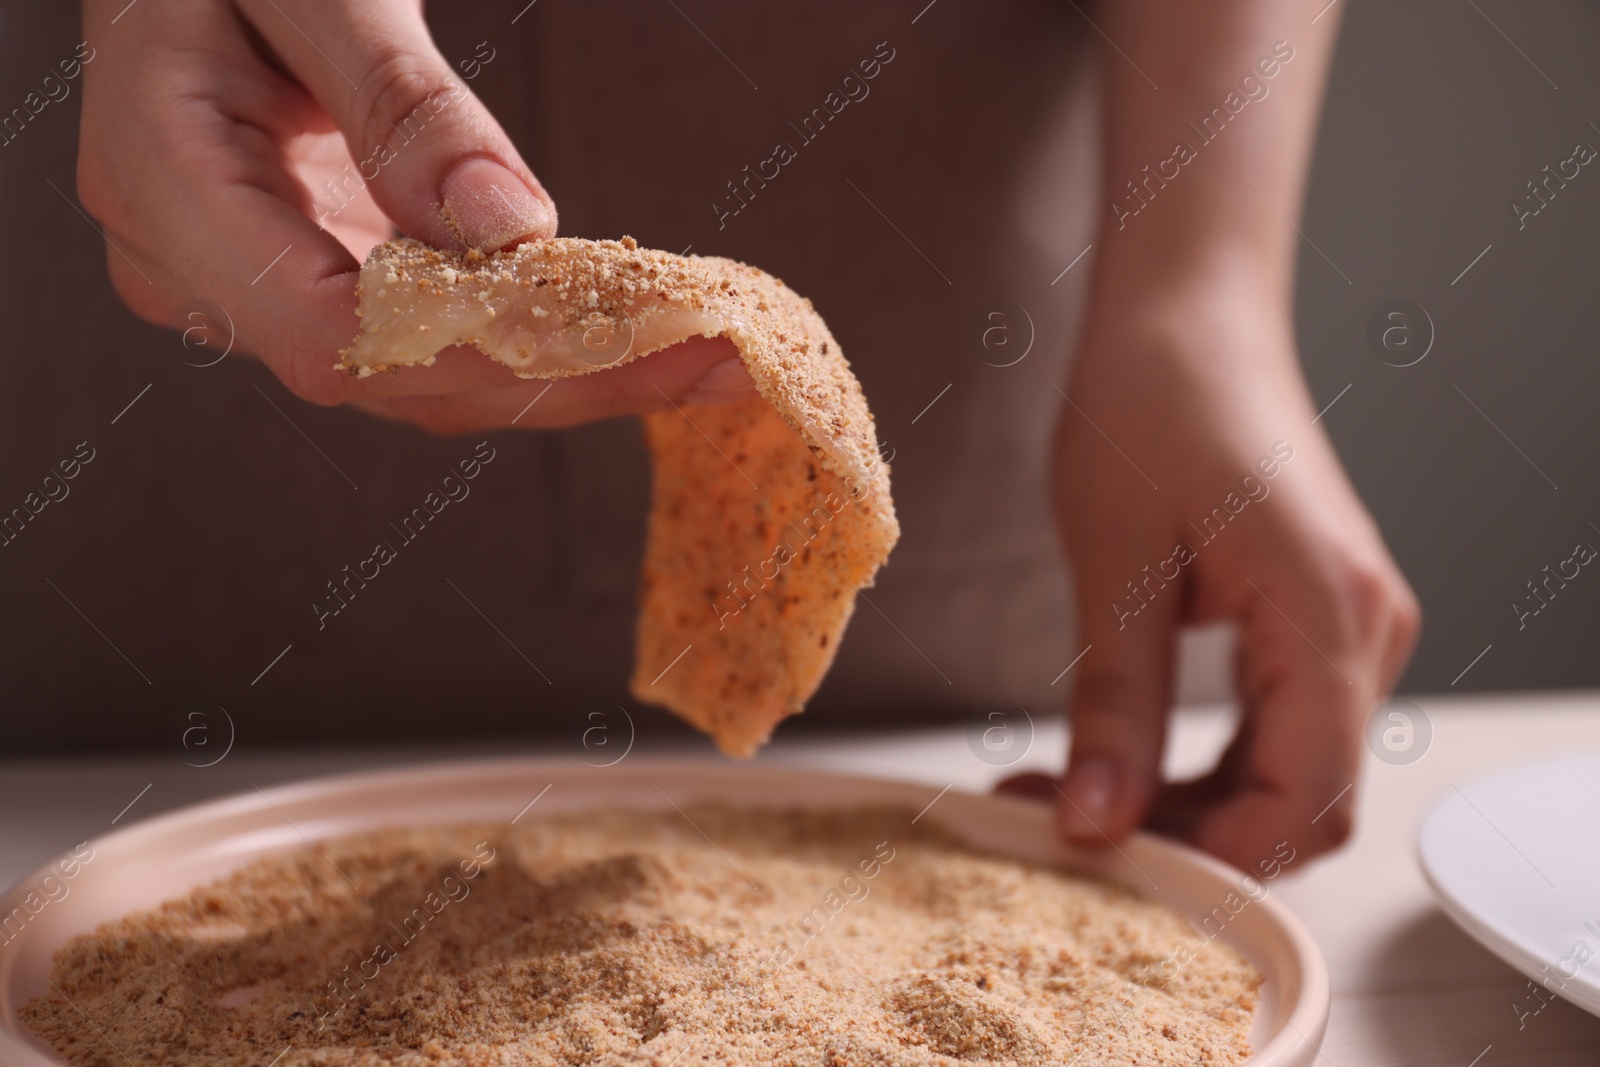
{"left": 0, "top": 758, "right": 1329, "bottom": 1065}
{"left": 1420, "top": 750, "right": 1600, "bottom": 1017}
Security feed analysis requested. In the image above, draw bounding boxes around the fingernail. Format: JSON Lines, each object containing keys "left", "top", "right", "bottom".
{"left": 439, "top": 158, "right": 554, "bottom": 251}
{"left": 681, "top": 357, "right": 757, "bottom": 406}
{"left": 1059, "top": 755, "right": 1117, "bottom": 838}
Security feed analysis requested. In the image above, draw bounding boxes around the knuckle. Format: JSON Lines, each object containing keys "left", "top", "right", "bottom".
{"left": 1320, "top": 554, "right": 1407, "bottom": 648}
{"left": 1341, "top": 560, "right": 1390, "bottom": 625}
{"left": 352, "top": 50, "right": 458, "bottom": 155}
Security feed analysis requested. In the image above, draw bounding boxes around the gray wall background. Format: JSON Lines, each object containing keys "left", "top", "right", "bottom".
{"left": 1300, "top": 0, "right": 1600, "bottom": 693}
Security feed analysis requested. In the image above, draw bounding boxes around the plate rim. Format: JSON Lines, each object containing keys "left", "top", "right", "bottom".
{"left": 1417, "top": 751, "right": 1600, "bottom": 1017}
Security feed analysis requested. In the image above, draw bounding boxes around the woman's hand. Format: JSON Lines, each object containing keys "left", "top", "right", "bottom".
{"left": 993, "top": 0, "right": 1418, "bottom": 869}
{"left": 1007, "top": 276, "right": 1420, "bottom": 870}
{"left": 77, "top": 0, "right": 752, "bottom": 430}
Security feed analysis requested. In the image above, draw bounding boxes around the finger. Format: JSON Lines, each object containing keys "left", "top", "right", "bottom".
{"left": 1157, "top": 578, "right": 1376, "bottom": 869}
{"left": 97, "top": 223, "right": 195, "bottom": 325}
{"left": 1057, "top": 519, "right": 1185, "bottom": 846}
{"left": 347, "top": 338, "right": 757, "bottom": 433}
{"left": 236, "top": 0, "right": 556, "bottom": 250}
{"left": 993, "top": 773, "right": 1058, "bottom": 805}
{"left": 207, "top": 44, "right": 332, "bottom": 143}
{"left": 1144, "top": 714, "right": 1256, "bottom": 842}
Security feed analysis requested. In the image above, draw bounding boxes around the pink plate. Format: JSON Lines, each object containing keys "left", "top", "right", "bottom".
{"left": 0, "top": 758, "right": 1328, "bottom": 1064}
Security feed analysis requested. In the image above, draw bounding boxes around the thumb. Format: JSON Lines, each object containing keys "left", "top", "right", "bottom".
{"left": 1059, "top": 539, "right": 1181, "bottom": 845}
{"left": 239, "top": 0, "right": 556, "bottom": 250}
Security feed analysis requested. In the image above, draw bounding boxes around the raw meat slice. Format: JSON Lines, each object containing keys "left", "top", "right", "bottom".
{"left": 341, "top": 237, "right": 899, "bottom": 755}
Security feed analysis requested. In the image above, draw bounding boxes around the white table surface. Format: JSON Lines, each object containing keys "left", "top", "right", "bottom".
{"left": 4, "top": 690, "right": 1598, "bottom": 1065}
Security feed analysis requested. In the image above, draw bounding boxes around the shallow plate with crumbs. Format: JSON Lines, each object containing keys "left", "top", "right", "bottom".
{"left": 0, "top": 759, "right": 1328, "bottom": 1065}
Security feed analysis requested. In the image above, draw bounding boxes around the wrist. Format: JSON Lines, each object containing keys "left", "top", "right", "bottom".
{"left": 1083, "top": 254, "right": 1294, "bottom": 350}
{"left": 1072, "top": 247, "right": 1307, "bottom": 406}
{"left": 1099, "top": 221, "right": 1292, "bottom": 303}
